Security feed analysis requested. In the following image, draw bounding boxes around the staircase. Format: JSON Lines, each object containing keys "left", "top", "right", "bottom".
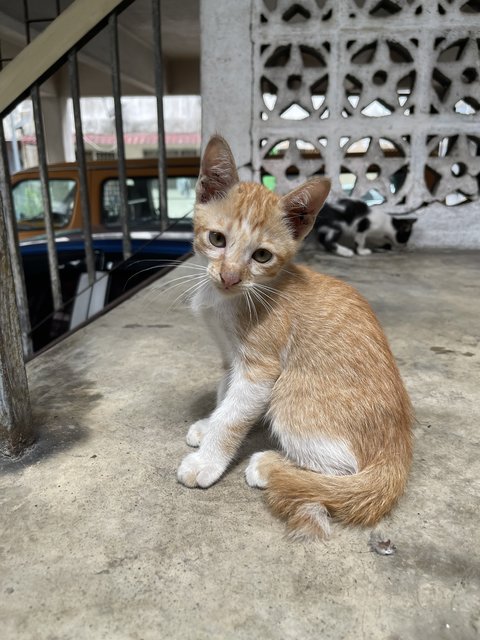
{"left": 0, "top": 0, "right": 169, "bottom": 456}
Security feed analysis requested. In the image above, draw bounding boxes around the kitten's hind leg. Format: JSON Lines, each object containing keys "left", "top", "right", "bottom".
{"left": 245, "top": 451, "right": 273, "bottom": 488}
{"left": 318, "top": 227, "right": 354, "bottom": 257}
{"left": 245, "top": 451, "right": 331, "bottom": 539}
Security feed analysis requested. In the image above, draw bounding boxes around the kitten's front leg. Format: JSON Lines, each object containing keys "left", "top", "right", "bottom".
{"left": 216, "top": 368, "right": 230, "bottom": 405}
{"left": 178, "top": 364, "right": 272, "bottom": 488}
{"left": 185, "top": 418, "right": 210, "bottom": 447}
{"left": 353, "top": 231, "right": 372, "bottom": 256}
{"left": 185, "top": 370, "right": 230, "bottom": 447}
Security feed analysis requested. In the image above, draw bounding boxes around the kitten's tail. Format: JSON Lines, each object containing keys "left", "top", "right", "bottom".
{"left": 260, "top": 452, "right": 411, "bottom": 539}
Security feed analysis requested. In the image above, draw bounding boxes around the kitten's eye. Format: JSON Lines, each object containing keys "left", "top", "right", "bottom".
{"left": 209, "top": 231, "right": 226, "bottom": 248}
{"left": 252, "top": 248, "right": 273, "bottom": 263}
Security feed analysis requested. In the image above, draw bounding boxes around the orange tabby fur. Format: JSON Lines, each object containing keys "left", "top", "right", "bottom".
{"left": 177, "top": 135, "right": 413, "bottom": 539}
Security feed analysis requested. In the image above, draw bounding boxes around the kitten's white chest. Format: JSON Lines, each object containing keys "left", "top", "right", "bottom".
{"left": 192, "top": 286, "right": 240, "bottom": 368}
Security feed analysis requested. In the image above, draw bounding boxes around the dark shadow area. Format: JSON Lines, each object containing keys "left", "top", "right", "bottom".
{"left": 232, "top": 422, "right": 278, "bottom": 469}
{"left": 0, "top": 361, "right": 102, "bottom": 475}
{"left": 396, "top": 543, "right": 480, "bottom": 583}
{"left": 188, "top": 389, "right": 216, "bottom": 422}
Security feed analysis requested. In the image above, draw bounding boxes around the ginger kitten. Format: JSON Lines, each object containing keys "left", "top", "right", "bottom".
{"left": 177, "top": 135, "right": 413, "bottom": 539}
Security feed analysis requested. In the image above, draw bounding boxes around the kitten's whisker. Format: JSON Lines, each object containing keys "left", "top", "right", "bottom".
{"left": 126, "top": 260, "right": 207, "bottom": 275}
{"left": 249, "top": 290, "right": 259, "bottom": 324}
{"left": 124, "top": 262, "right": 207, "bottom": 290}
{"left": 126, "top": 258, "right": 201, "bottom": 269}
{"left": 155, "top": 278, "right": 207, "bottom": 308}
{"left": 157, "top": 275, "right": 207, "bottom": 296}
{"left": 243, "top": 289, "right": 253, "bottom": 324}
{"left": 124, "top": 264, "right": 168, "bottom": 289}
{"left": 166, "top": 277, "right": 209, "bottom": 312}
{"left": 250, "top": 292, "right": 271, "bottom": 321}
{"left": 244, "top": 288, "right": 258, "bottom": 324}
{"left": 184, "top": 278, "right": 210, "bottom": 300}
{"left": 158, "top": 273, "right": 207, "bottom": 289}
{"left": 254, "top": 284, "right": 291, "bottom": 305}
{"left": 250, "top": 287, "right": 273, "bottom": 316}
{"left": 281, "top": 267, "right": 303, "bottom": 280}
{"left": 255, "top": 285, "right": 291, "bottom": 302}
{"left": 251, "top": 287, "right": 284, "bottom": 324}
{"left": 151, "top": 264, "right": 207, "bottom": 272}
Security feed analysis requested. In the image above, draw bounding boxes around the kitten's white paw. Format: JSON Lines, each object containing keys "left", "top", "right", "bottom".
{"left": 335, "top": 246, "right": 354, "bottom": 258}
{"left": 186, "top": 418, "right": 210, "bottom": 447}
{"left": 356, "top": 248, "right": 372, "bottom": 256}
{"left": 177, "top": 451, "right": 226, "bottom": 488}
{"left": 245, "top": 452, "right": 269, "bottom": 489}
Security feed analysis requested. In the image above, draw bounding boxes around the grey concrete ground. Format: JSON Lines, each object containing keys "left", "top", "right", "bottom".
{"left": 1, "top": 250, "right": 479, "bottom": 640}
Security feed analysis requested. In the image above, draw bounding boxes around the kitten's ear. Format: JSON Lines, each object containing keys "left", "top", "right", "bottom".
{"left": 196, "top": 135, "right": 239, "bottom": 204}
{"left": 280, "top": 177, "right": 331, "bottom": 240}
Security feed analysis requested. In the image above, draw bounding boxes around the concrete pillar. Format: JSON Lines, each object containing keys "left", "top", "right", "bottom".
{"left": 200, "top": 0, "right": 254, "bottom": 181}
{"left": 42, "top": 95, "right": 75, "bottom": 164}
{"left": 61, "top": 97, "right": 76, "bottom": 163}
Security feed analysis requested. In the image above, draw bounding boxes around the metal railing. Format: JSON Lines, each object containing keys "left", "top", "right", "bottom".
{"left": 0, "top": 0, "right": 169, "bottom": 457}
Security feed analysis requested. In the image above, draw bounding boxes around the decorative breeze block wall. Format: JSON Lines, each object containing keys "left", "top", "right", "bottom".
{"left": 252, "top": 0, "right": 480, "bottom": 213}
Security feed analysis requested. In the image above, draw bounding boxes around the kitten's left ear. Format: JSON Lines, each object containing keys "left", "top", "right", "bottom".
{"left": 196, "top": 135, "right": 239, "bottom": 204}
{"left": 281, "top": 177, "right": 331, "bottom": 240}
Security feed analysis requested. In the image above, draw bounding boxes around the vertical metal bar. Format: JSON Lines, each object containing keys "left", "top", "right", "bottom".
{"left": 68, "top": 50, "right": 96, "bottom": 286}
{"left": 151, "top": 0, "right": 169, "bottom": 231}
{"left": 109, "top": 12, "right": 131, "bottom": 259}
{"left": 0, "top": 192, "right": 34, "bottom": 457}
{"left": 0, "top": 123, "right": 33, "bottom": 357}
{"left": 22, "top": 0, "right": 31, "bottom": 44}
{"left": 31, "top": 84, "right": 63, "bottom": 311}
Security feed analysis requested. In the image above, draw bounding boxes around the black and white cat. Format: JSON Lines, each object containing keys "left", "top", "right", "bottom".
{"left": 315, "top": 199, "right": 417, "bottom": 257}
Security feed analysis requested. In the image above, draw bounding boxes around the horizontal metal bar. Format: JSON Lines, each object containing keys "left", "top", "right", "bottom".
{"left": 109, "top": 12, "right": 132, "bottom": 260}
{"left": 31, "top": 84, "right": 63, "bottom": 311}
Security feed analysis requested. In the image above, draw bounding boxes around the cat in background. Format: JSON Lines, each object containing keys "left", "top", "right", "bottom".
{"left": 176, "top": 135, "right": 413, "bottom": 539}
{"left": 316, "top": 198, "right": 417, "bottom": 257}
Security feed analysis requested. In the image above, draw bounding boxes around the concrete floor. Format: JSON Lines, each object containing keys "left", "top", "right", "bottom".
{"left": 1, "top": 250, "right": 479, "bottom": 640}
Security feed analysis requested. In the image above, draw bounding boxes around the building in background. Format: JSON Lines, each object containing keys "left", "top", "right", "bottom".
{"left": 4, "top": 95, "right": 201, "bottom": 169}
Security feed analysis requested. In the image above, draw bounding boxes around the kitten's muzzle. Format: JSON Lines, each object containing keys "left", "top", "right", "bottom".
{"left": 220, "top": 271, "right": 242, "bottom": 289}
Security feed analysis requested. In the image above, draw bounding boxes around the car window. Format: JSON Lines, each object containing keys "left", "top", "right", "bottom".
{"left": 101, "top": 176, "right": 196, "bottom": 229}
{"left": 13, "top": 179, "right": 77, "bottom": 230}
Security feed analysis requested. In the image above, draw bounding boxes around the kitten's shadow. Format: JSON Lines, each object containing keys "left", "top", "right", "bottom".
{"left": 232, "top": 421, "right": 277, "bottom": 469}
{"left": 189, "top": 391, "right": 216, "bottom": 421}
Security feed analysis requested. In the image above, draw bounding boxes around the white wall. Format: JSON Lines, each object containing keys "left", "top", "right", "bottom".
{"left": 200, "top": 0, "right": 254, "bottom": 181}
{"left": 199, "top": 0, "right": 480, "bottom": 248}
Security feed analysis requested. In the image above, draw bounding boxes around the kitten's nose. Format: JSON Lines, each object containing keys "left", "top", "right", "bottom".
{"left": 220, "top": 271, "right": 242, "bottom": 289}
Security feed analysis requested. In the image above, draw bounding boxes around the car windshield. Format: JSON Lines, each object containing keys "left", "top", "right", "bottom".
{"left": 101, "top": 176, "right": 196, "bottom": 230}
{"left": 13, "top": 179, "right": 77, "bottom": 230}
